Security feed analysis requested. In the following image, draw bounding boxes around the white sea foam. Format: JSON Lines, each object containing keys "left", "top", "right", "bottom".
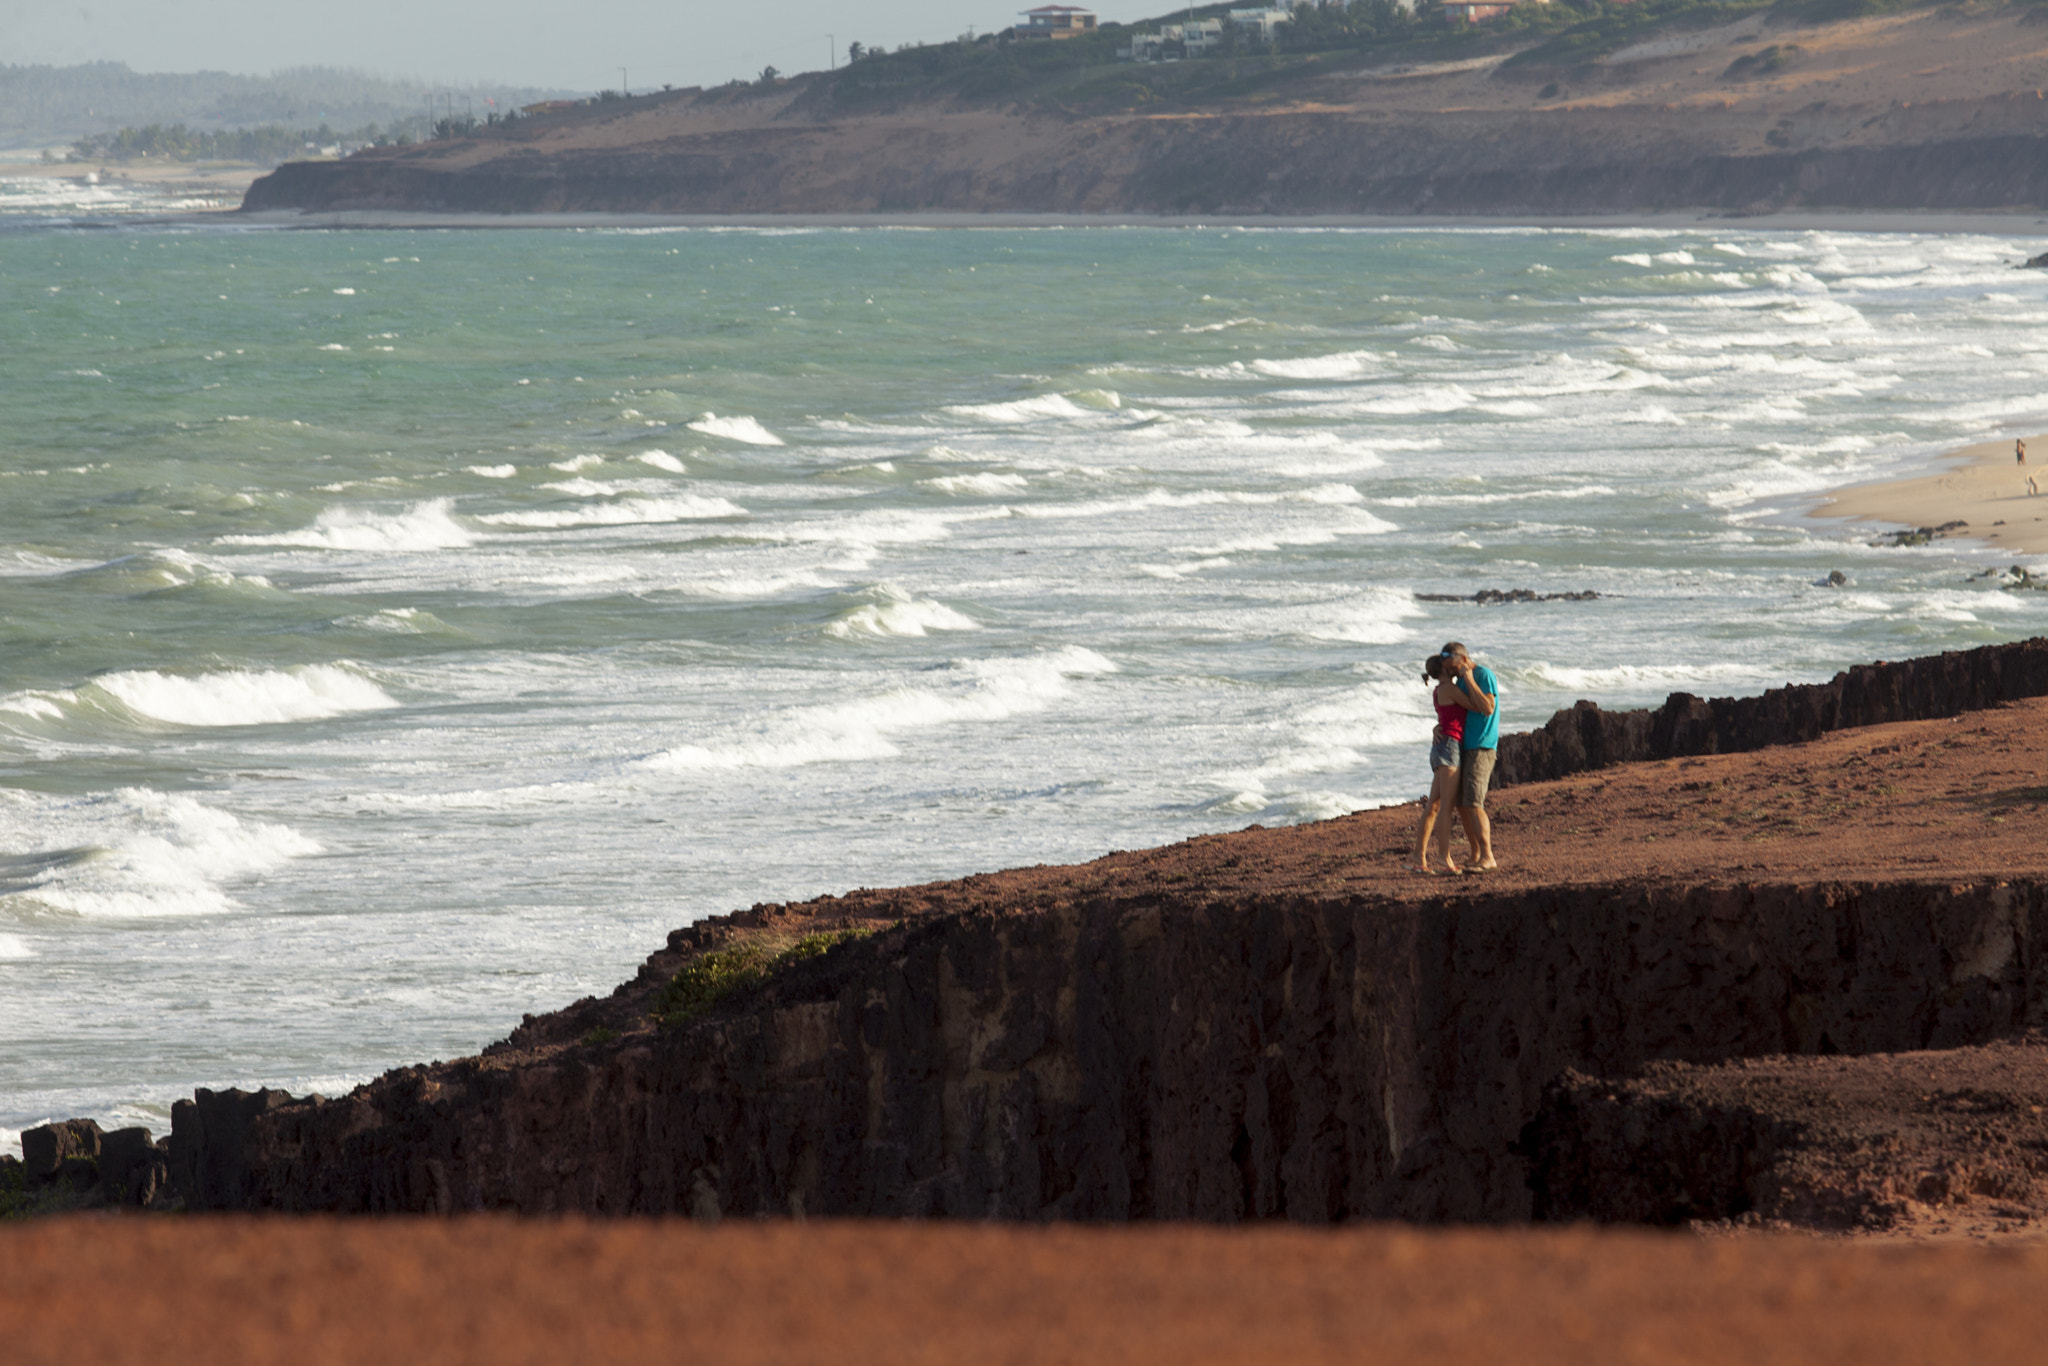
{"left": 92, "top": 664, "right": 398, "bottom": 727}
{"left": 0, "top": 692, "right": 72, "bottom": 722}
{"left": 635, "top": 450, "right": 687, "bottom": 473}
{"left": 1376, "top": 484, "right": 1618, "bottom": 509}
{"left": 0, "top": 551, "right": 92, "bottom": 578}
{"left": 922, "top": 472, "right": 1028, "bottom": 496}
{"left": 641, "top": 647, "right": 1115, "bottom": 772}
{"left": 1271, "top": 449, "right": 1387, "bottom": 477}
{"left": 539, "top": 477, "right": 667, "bottom": 497}
{"left": 476, "top": 494, "right": 746, "bottom": 528}
{"left": 1704, "top": 460, "right": 1857, "bottom": 508}
{"left": 466, "top": 464, "right": 517, "bottom": 478}
{"left": 942, "top": 394, "right": 1090, "bottom": 424}
{"left": 1204, "top": 679, "right": 1435, "bottom": 810}
{"left": 1250, "top": 350, "right": 1385, "bottom": 380}
{"left": 0, "top": 934, "right": 33, "bottom": 959}
{"left": 1342, "top": 384, "right": 1475, "bottom": 416}
{"left": 825, "top": 586, "right": 980, "bottom": 638}
{"left": 687, "top": 413, "right": 784, "bottom": 445}
{"left": 341, "top": 607, "right": 455, "bottom": 636}
{"left": 0, "top": 787, "right": 319, "bottom": 918}
{"left": 1517, "top": 661, "right": 1764, "bottom": 695}
{"left": 1289, "top": 590, "right": 1427, "bottom": 645}
{"left": 550, "top": 454, "right": 606, "bottom": 472}
{"left": 217, "top": 499, "right": 475, "bottom": 551}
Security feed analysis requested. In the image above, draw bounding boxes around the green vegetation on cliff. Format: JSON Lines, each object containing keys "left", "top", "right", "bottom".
{"left": 653, "top": 928, "right": 873, "bottom": 1026}
{"left": 70, "top": 121, "right": 389, "bottom": 165}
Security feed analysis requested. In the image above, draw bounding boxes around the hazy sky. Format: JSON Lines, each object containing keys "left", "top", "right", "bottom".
{"left": 3, "top": 0, "right": 1166, "bottom": 90}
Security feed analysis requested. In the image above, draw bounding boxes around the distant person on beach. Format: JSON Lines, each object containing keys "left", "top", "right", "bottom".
{"left": 2019, "top": 439, "right": 2027, "bottom": 465}
{"left": 1408, "top": 652, "right": 1468, "bottom": 875}
{"left": 1442, "top": 641, "right": 1500, "bottom": 872}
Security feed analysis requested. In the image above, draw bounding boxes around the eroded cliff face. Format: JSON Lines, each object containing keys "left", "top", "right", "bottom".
{"left": 171, "top": 876, "right": 2046, "bottom": 1221}
{"left": 239, "top": 113, "right": 2048, "bottom": 218}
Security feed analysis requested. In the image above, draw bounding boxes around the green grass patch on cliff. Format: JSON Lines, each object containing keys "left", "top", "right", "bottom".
{"left": 653, "top": 928, "right": 873, "bottom": 1027}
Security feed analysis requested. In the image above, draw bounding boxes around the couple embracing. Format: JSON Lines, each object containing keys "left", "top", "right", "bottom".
{"left": 1410, "top": 640, "right": 1499, "bottom": 875}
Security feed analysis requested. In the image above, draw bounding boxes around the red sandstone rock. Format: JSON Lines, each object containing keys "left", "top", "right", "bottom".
{"left": 1522, "top": 1039, "right": 2048, "bottom": 1238}
{"left": 158, "top": 687, "right": 2048, "bottom": 1226}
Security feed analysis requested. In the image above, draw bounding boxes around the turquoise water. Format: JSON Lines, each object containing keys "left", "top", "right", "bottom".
{"left": 7, "top": 178, "right": 2048, "bottom": 1150}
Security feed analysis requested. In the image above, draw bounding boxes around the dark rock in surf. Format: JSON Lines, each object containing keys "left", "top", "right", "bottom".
{"left": 99, "top": 1127, "right": 171, "bottom": 1208}
{"left": 1872, "top": 520, "right": 1966, "bottom": 547}
{"left": 1415, "top": 588, "right": 1603, "bottom": 604}
{"left": 1493, "top": 635, "right": 2048, "bottom": 786}
{"left": 20, "top": 1118, "right": 103, "bottom": 1192}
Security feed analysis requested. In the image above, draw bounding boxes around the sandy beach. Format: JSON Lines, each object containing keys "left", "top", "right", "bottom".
{"left": 1813, "top": 431, "right": 2048, "bottom": 557}
{"left": 0, "top": 155, "right": 262, "bottom": 208}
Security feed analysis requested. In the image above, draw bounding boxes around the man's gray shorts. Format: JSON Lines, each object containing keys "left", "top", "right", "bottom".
{"left": 1460, "top": 747, "right": 1497, "bottom": 809}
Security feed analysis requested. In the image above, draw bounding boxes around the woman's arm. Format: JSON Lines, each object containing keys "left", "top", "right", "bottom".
{"left": 1436, "top": 681, "right": 1477, "bottom": 711}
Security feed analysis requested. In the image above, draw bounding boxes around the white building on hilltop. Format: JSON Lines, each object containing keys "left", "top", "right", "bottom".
{"left": 1117, "top": 17, "right": 1223, "bottom": 61}
{"left": 1229, "top": 7, "right": 1294, "bottom": 42}
{"left": 1014, "top": 5, "right": 1099, "bottom": 38}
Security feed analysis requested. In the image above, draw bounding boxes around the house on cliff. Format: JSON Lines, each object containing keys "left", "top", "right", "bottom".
{"left": 1118, "top": 18, "right": 1223, "bottom": 61}
{"left": 1441, "top": 0, "right": 1546, "bottom": 20}
{"left": 1229, "top": 7, "right": 1296, "bottom": 43}
{"left": 1013, "top": 5, "right": 1098, "bottom": 38}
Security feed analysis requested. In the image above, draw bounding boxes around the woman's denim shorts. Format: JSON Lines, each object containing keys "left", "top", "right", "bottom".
{"left": 1429, "top": 734, "right": 1462, "bottom": 772}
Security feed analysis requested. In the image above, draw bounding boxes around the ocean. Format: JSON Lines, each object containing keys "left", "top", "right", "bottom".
{"left": 6, "top": 173, "right": 2048, "bottom": 1154}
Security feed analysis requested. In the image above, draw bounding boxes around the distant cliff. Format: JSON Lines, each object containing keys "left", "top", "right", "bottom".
{"left": 240, "top": 6, "right": 2048, "bottom": 219}
{"left": 241, "top": 112, "right": 2048, "bottom": 218}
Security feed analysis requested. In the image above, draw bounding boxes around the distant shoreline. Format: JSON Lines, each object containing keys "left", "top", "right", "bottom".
{"left": 1812, "top": 432, "right": 2048, "bottom": 559}
{"left": 0, "top": 157, "right": 263, "bottom": 193}
{"left": 204, "top": 207, "right": 2048, "bottom": 233}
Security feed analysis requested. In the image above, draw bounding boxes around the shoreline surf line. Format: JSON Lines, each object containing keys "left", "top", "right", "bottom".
{"left": 1811, "top": 431, "right": 2048, "bottom": 558}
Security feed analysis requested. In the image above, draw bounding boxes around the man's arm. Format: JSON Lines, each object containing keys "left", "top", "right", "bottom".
{"left": 1455, "top": 666, "right": 1496, "bottom": 717}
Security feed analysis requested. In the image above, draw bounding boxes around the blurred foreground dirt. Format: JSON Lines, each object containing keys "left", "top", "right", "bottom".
{"left": 7, "top": 1217, "right": 2048, "bottom": 1365}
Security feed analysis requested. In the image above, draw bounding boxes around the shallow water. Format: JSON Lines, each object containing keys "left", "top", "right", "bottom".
{"left": 5, "top": 201, "right": 2048, "bottom": 1152}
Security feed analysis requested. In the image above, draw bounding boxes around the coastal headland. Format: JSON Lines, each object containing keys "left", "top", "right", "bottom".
{"left": 12, "top": 639, "right": 2048, "bottom": 1360}
{"left": 14, "top": 636, "right": 2048, "bottom": 1238}
{"left": 239, "top": 6, "right": 2048, "bottom": 218}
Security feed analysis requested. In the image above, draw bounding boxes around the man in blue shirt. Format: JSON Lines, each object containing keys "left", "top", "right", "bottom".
{"left": 1443, "top": 641, "right": 1499, "bottom": 872}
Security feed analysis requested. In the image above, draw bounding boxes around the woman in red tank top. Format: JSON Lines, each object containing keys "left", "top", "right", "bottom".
{"left": 1410, "top": 652, "right": 1471, "bottom": 874}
